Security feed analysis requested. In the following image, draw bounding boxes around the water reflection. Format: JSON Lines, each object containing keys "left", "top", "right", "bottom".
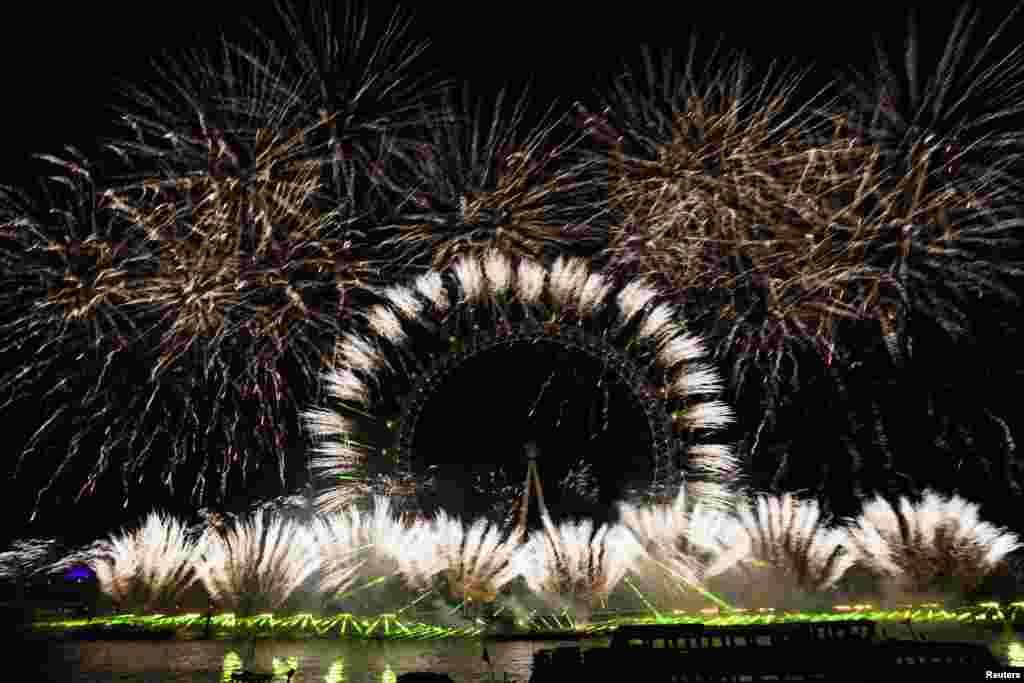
{"left": 999, "top": 634, "right": 1024, "bottom": 667}
{"left": 324, "top": 659, "right": 346, "bottom": 683}
{"left": 49, "top": 638, "right": 540, "bottom": 682}
{"left": 42, "top": 629, "right": 1024, "bottom": 682}
{"left": 221, "top": 651, "right": 242, "bottom": 681}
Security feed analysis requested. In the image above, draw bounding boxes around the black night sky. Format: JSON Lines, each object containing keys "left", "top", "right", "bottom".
{"left": 2, "top": 1, "right": 1023, "bottom": 551}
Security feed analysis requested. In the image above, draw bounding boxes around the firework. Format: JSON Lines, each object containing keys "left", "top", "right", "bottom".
{"left": 239, "top": 0, "right": 447, "bottom": 207}
{"left": 572, "top": 42, "right": 894, "bottom": 490}
{"left": 618, "top": 485, "right": 749, "bottom": 589}
{"left": 733, "top": 493, "right": 854, "bottom": 596}
{"left": 0, "top": 538, "right": 66, "bottom": 582}
{"left": 313, "top": 514, "right": 376, "bottom": 601}
{"left": 578, "top": 28, "right": 1024, "bottom": 490}
{"left": 87, "top": 511, "right": 204, "bottom": 612}
{"left": 581, "top": 43, "right": 854, "bottom": 382}
{"left": 0, "top": 153, "right": 159, "bottom": 513}
{"left": 304, "top": 249, "right": 736, "bottom": 513}
{"left": 519, "top": 516, "right": 641, "bottom": 621}
{"left": 314, "top": 495, "right": 429, "bottom": 600}
{"left": 425, "top": 511, "right": 524, "bottom": 603}
{"left": 1, "top": 2, "right": 425, "bottom": 507}
{"left": 814, "top": 3, "right": 1024, "bottom": 501}
{"left": 845, "top": 490, "right": 1021, "bottom": 599}
{"left": 379, "top": 88, "right": 606, "bottom": 273}
{"left": 196, "top": 511, "right": 320, "bottom": 615}
{"left": 833, "top": 3, "right": 1024, "bottom": 363}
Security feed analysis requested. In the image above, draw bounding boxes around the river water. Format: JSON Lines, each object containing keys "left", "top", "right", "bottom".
{"left": 31, "top": 625, "right": 1024, "bottom": 682}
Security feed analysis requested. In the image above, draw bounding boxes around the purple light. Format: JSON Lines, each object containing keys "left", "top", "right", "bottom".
{"left": 63, "top": 564, "right": 95, "bottom": 582}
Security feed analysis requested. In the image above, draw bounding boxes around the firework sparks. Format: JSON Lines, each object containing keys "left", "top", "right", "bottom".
{"left": 426, "top": 511, "right": 524, "bottom": 604}
{"left": 834, "top": 3, "right": 1024, "bottom": 365}
{"left": 314, "top": 496, "right": 417, "bottom": 599}
{"left": 734, "top": 493, "right": 854, "bottom": 594}
{"left": 846, "top": 490, "right": 1021, "bottom": 598}
{"left": 196, "top": 511, "right": 320, "bottom": 615}
{"left": 519, "top": 516, "right": 641, "bottom": 621}
{"left": 0, "top": 153, "right": 159, "bottom": 515}
{"left": 379, "top": 88, "right": 606, "bottom": 272}
{"left": 580, "top": 29, "right": 1024, "bottom": 490}
{"left": 618, "top": 485, "right": 749, "bottom": 588}
{"left": 88, "top": 511, "right": 205, "bottom": 612}
{"left": 581, "top": 42, "right": 856, "bottom": 403}
{"left": 240, "top": 0, "right": 446, "bottom": 207}
{"left": 0, "top": 538, "right": 66, "bottom": 583}
{"left": 1, "top": 11, "right": 407, "bottom": 507}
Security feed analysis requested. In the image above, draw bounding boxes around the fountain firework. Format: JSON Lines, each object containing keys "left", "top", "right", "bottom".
{"left": 423, "top": 511, "right": 524, "bottom": 605}
{"left": 28, "top": 482, "right": 1024, "bottom": 639}
{"left": 519, "top": 515, "right": 642, "bottom": 624}
{"left": 618, "top": 485, "right": 749, "bottom": 604}
{"left": 846, "top": 490, "right": 1021, "bottom": 602}
{"left": 195, "top": 511, "right": 320, "bottom": 615}
{"left": 729, "top": 493, "right": 854, "bottom": 606}
{"left": 88, "top": 511, "right": 205, "bottom": 613}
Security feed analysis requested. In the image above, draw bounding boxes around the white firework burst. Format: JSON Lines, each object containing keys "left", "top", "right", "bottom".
{"left": 88, "top": 511, "right": 205, "bottom": 612}
{"left": 618, "top": 485, "right": 749, "bottom": 588}
{"left": 314, "top": 514, "right": 371, "bottom": 600}
{"left": 195, "top": 511, "right": 319, "bottom": 615}
{"left": 549, "top": 255, "right": 589, "bottom": 305}
{"left": 483, "top": 249, "right": 514, "bottom": 295}
{"left": 314, "top": 495, "right": 427, "bottom": 598}
{"left": 734, "top": 493, "right": 854, "bottom": 594}
{"left": 515, "top": 258, "right": 547, "bottom": 304}
{"left": 578, "top": 272, "right": 612, "bottom": 316}
{"left": 658, "top": 335, "right": 706, "bottom": 368}
{"left": 413, "top": 271, "right": 448, "bottom": 312}
{"left": 365, "top": 304, "right": 407, "bottom": 345}
{"left": 846, "top": 490, "right": 1021, "bottom": 598}
{"left": 383, "top": 285, "right": 424, "bottom": 321}
{"left": 425, "top": 511, "right": 525, "bottom": 603}
{"left": 616, "top": 279, "right": 659, "bottom": 325}
{"left": 520, "top": 516, "right": 641, "bottom": 621}
{"left": 453, "top": 256, "right": 486, "bottom": 303}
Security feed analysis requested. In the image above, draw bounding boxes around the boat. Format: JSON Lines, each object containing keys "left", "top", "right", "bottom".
{"left": 528, "top": 621, "right": 1020, "bottom": 682}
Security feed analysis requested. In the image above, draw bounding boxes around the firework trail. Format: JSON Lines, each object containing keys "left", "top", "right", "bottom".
{"left": 618, "top": 484, "right": 749, "bottom": 588}
{"left": 846, "top": 490, "right": 1021, "bottom": 598}
{"left": 87, "top": 511, "right": 205, "bottom": 612}
{"left": 0, "top": 538, "right": 66, "bottom": 583}
{"left": 102, "top": 36, "right": 382, "bottom": 504}
{"left": 304, "top": 249, "right": 736, "bottom": 513}
{"left": 379, "top": 88, "right": 607, "bottom": 273}
{"left": 817, "top": 3, "right": 1024, "bottom": 502}
{"left": 733, "top": 493, "right": 854, "bottom": 595}
{"left": 0, "top": 152, "right": 160, "bottom": 513}
{"left": 239, "top": 0, "right": 448, "bottom": 209}
{"left": 196, "top": 511, "right": 320, "bottom": 615}
{"left": 833, "top": 3, "right": 1024, "bottom": 363}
